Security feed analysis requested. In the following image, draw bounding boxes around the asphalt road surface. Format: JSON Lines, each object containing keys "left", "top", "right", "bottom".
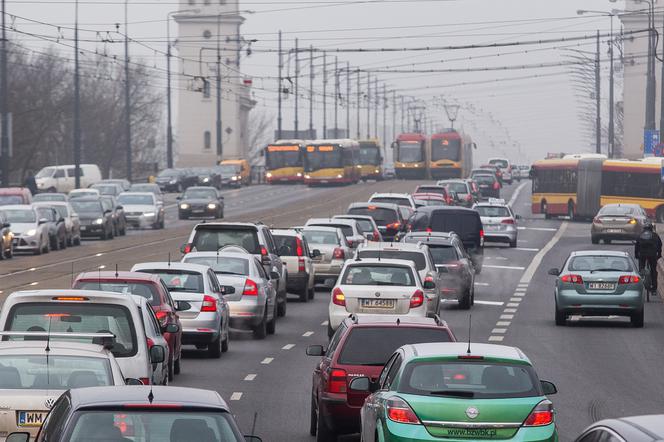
{"left": 1, "top": 180, "right": 661, "bottom": 442}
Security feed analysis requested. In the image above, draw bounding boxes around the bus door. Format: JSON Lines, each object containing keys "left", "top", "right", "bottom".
{"left": 577, "top": 158, "right": 603, "bottom": 217}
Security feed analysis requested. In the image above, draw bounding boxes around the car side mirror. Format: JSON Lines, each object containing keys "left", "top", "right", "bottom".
{"left": 390, "top": 141, "right": 397, "bottom": 149}
{"left": 515, "top": 214, "right": 522, "bottom": 220}
{"left": 6, "top": 433, "right": 30, "bottom": 442}
{"left": 104, "top": 209, "right": 112, "bottom": 215}
{"left": 270, "top": 271, "right": 280, "bottom": 280}
{"left": 58, "top": 217, "right": 65, "bottom": 223}
{"left": 306, "top": 345, "right": 325, "bottom": 357}
{"left": 423, "top": 279, "right": 436, "bottom": 290}
{"left": 311, "top": 249, "right": 322, "bottom": 258}
{"left": 547, "top": 268, "right": 560, "bottom": 276}
{"left": 175, "top": 301, "right": 192, "bottom": 311}
{"left": 540, "top": 380, "right": 557, "bottom": 395}
{"left": 221, "top": 285, "right": 235, "bottom": 295}
{"left": 176, "top": 196, "right": 182, "bottom": 200}
{"left": 261, "top": 255, "right": 272, "bottom": 266}
{"left": 149, "top": 345, "right": 165, "bottom": 364}
{"left": 125, "top": 377, "right": 144, "bottom": 386}
{"left": 38, "top": 218, "right": 48, "bottom": 225}
{"left": 349, "top": 376, "right": 376, "bottom": 393}
{"left": 116, "top": 205, "right": 123, "bottom": 210}
{"left": 163, "top": 323, "right": 180, "bottom": 334}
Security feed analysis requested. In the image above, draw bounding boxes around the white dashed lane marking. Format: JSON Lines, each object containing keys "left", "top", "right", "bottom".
{"left": 474, "top": 282, "right": 489, "bottom": 287}
{"left": 302, "top": 331, "right": 314, "bottom": 337}
{"left": 244, "top": 374, "right": 256, "bottom": 381}
{"left": 483, "top": 265, "right": 526, "bottom": 270}
{"left": 488, "top": 336, "right": 504, "bottom": 342}
{"left": 282, "top": 344, "right": 295, "bottom": 350}
{"left": 230, "top": 392, "right": 243, "bottom": 401}
{"left": 515, "top": 248, "right": 539, "bottom": 252}
{"left": 261, "top": 358, "right": 274, "bottom": 365}
{"left": 473, "top": 300, "right": 504, "bottom": 306}
{"left": 321, "top": 320, "right": 329, "bottom": 326}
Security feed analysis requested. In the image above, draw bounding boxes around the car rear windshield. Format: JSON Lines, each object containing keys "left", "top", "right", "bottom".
{"left": 342, "top": 265, "right": 416, "bottom": 286}
{"left": 118, "top": 194, "right": 154, "bottom": 206}
{"left": 443, "top": 182, "right": 468, "bottom": 193}
{"left": 92, "top": 185, "right": 117, "bottom": 195}
{"left": 303, "top": 230, "right": 339, "bottom": 245}
{"left": 430, "top": 212, "right": 481, "bottom": 240}
{"left": 183, "top": 256, "right": 250, "bottom": 276}
{"left": 0, "top": 195, "right": 23, "bottom": 205}
{"left": 399, "top": 361, "right": 539, "bottom": 399}
{"left": 358, "top": 250, "right": 426, "bottom": 271}
{"left": 68, "top": 411, "right": 244, "bottom": 442}
{"left": 0, "top": 355, "right": 113, "bottom": 389}
{"left": 474, "top": 175, "right": 495, "bottom": 184}
{"left": 193, "top": 227, "right": 260, "bottom": 254}
{"left": 75, "top": 282, "right": 160, "bottom": 306}
{"left": 598, "top": 205, "right": 638, "bottom": 216}
{"left": 337, "top": 327, "right": 452, "bottom": 366}
{"left": 33, "top": 194, "right": 67, "bottom": 202}
{"left": 416, "top": 186, "right": 446, "bottom": 195}
{"left": 348, "top": 207, "right": 398, "bottom": 226}
{"left": 476, "top": 206, "right": 510, "bottom": 218}
{"left": 568, "top": 255, "right": 633, "bottom": 272}
{"left": 428, "top": 245, "right": 459, "bottom": 264}
{"left": 371, "top": 197, "right": 410, "bottom": 207}
{"left": 139, "top": 270, "right": 205, "bottom": 293}
{"left": 273, "top": 235, "right": 300, "bottom": 257}
{"left": 309, "top": 223, "right": 353, "bottom": 237}
{"left": 4, "top": 303, "right": 137, "bottom": 357}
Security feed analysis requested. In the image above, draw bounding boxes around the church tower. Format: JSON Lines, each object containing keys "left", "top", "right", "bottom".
{"left": 175, "top": 0, "right": 255, "bottom": 166}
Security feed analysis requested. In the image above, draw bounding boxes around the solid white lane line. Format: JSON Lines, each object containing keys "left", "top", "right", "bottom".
{"left": 483, "top": 265, "right": 526, "bottom": 270}
{"left": 496, "top": 321, "right": 511, "bottom": 327}
{"left": 504, "top": 308, "right": 517, "bottom": 313}
{"left": 508, "top": 181, "right": 529, "bottom": 207}
{"left": 321, "top": 320, "right": 329, "bottom": 326}
{"left": 474, "top": 282, "right": 489, "bottom": 286}
{"left": 474, "top": 300, "right": 504, "bottom": 306}
{"left": 488, "top": 336, "right": 504, "bottom": 342}
{"left": 500, "top": 314, "right": 514, "bottom": 320}
{"left": 282, "top": 344, "right": 295, "bottom": 350}
{"left": 515, "top": 247, "right": 540, "bottom": 252}
{"left": 261, "top": 358, "right": 274, "bottom": 365}
{"left": 492, "top": 328, "right": 507, "bottom": 334}
{"left": 230, "top": 392, "right": 243, "bottom": 401}
{"left": 519, "top": 222, "right": 568, "bottom": 284}
{"left": 303, "top": 331, "right": 314, "bottom": 337}
{"left": 244, "top": 374, "right": 257, "bottom": 381}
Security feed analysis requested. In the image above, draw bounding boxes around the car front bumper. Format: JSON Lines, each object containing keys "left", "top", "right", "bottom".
{"left": 126, "top": 214, "right": 157, "bottom": 228}
{"left": 12, "top": 235, "right": 41, "bottom": 252}
{"left": 79, "top": 224, "right": 105, "bottom": 236}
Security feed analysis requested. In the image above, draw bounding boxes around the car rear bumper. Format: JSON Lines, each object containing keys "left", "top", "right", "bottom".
{"left": 557, "top": 290, "right": 643, "bottom": 313}
{"left": 319, "top": 395, "right": 361, "bottom": 435}
{"left": 382, "top": 421, "right": 556, "bottom": 442}
{"left": 313, "top": 262, "right": 343, "bottom": 280}
{"left": 483, "top": 230, "right": 517, "bottom": 242}
{"left": 328, "top": 308, "right": 427, "bottom": 330}
{"left": 181, "top": 329, "right": 220, "bottom": 345}
{"left": 228, "top": 300, "right": 266, "bottom": 329}
{"left": 287, "top": 272, "right": 309, "bottom": 290}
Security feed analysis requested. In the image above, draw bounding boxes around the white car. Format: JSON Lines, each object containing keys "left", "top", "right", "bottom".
{"left": 33, "top": 201, "right": 81, "bottom": 247}
{"left": 302, "top": 226, "right": 352, "bottom": 286}
{"left": 0, "top": 290, "right": 166, "bottom": 386}
{"left": 68, "top": 188, "right": 100, "bottom": 200}
{"left": 0, "top": 205, "right": 50, "bottom": 254}
{"left": 305, "top": 218, "right": 366, "bottom": 249}
{"left": 271, "top": 229, "right": 316, "bottom": 302}
{"left": 117, "top": 192, "right": 165, "bottom": 229}
{"left": 368, "top": 192, "right": 416, "bottom": 210}
{"left": 473, "top": 198, "right": 519, "bottom": 248}
{"left": 327, "top": 258, "right": 429, "bottom": 337}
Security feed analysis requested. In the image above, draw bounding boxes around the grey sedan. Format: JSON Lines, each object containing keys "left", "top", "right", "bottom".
{"left": 575, "top": 414, "right": 664, "bottom": 442}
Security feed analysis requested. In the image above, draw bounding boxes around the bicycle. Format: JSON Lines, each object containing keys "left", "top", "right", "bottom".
{"left": 641, "top": 261, "right": 655, "bottom": 303}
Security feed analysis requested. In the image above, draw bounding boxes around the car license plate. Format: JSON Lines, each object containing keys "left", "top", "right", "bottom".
{"left": 360, "top": 298, "right": 396, "bottom": 309}
{"left": 193, "top": 209, "right": 204, "bottom": 214}
{"left": 80, "top": 226, "right": 87, "bottom": 231}
{"left": 588, "top": 282, "right": 616, "bottom": 290}
{"left": 18, "top": 411, "right": 48, "bottom": 427}
{"left": 320, "top": 180, "right": 329, "bottom": 184}
{"left": 606, "top": 229, "right": 623, "bottom": 233}
{"left": 436, "top": 427, "right": 499, "bottom": 439}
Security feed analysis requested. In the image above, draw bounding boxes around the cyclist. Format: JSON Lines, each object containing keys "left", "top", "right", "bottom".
{"left": 634, "top": 221, "right": 662, "bottom": 291}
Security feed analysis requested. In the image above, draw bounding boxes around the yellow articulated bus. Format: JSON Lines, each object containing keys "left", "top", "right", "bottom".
{"left": 358, "top": 139, "right": 384, "bottom": 181}
{"left": 264, "top": 140, "right": 306, "bottom": 184}
{"left": 428, "top": 129, "right": 475, "bottom": 179}
{"left": 392, "top": 133, "right": 428, "bottom": 179}
{"left": 303, "top": 139, "right": 361, "bottom": 186}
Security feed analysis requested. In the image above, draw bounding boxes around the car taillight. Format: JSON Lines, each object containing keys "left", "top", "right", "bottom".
{"left": 373, "top": 230, "right": 380, "bottom": 240}
{"left": 296, "top": 237, "right": 304, "bottom": 256}
{"left": 201, "top": 295, "right": 218, "bottom": 311}
{"left": 480, "top": 229, "right": 484, "bottom": 238}
{"left": 154, "top": 310, "right": 168, "bottom": 327}
{"left": 465, "top": 194, "right": 473, "bottom": 201}
{"left": 410, "top": 290, "right": 424, "bottom": 308}
{"left": 386, "top": 397, "right": 419, "bottom": 424}
{"left": 425, "top": 227, "right": 433, "bottom": 233}
{"left": 182, "top": 243, "right": 193, "bottom": 254}
{"left": 501, "top": 219, "right": 515, "bottom": 224}
{"left": 327, "top": 368, "right": 347, "bottom": 394}
{"left": 619, "top": 275, "right": 640, "bottom": 284}
{"left": 261, "top": 246, "right": 268, "bottom": 256}
{"left": 298, "top": 257, "right": 306, "bottom": 272}
{"left": 560, "top": 274, "right": 583, "bottom": 284}
{"left": 445, "top": 261, "right": 462, "bottom": 271}
{"left": 243, "top": 279, "right": 258, "bottom": 296}
{"left": 332, "top": 287, "right": 346, "bottom": 306}
{"left": 523, "top": 400, "right": 554, "bottom": 427}
{"left": 629, "top": 218, "right": 637, "bottom": 225}
{"left": 593, "top": 217, "right": 602, "bottom": 224}
{"left": 386, "top": 222, "right": 401, "bottom": 230}
{"left": 139, "top": 377, "right": 150, "bottom": 385}
{"left": 493, "top": 181, "right": 500, "bottom": 190}
{"left": 333, "top": 248, "right": 345, "bottom": 260}
{"left": 146, "top": 338, "right": 154, "bottom": 349}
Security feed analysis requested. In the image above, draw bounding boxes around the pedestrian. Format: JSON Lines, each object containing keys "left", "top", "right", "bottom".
{"left": 24, "top": 170, "right": 37, "bottom": 195}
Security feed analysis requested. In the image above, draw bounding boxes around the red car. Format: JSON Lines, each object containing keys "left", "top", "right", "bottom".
{"left": 0, "top": 187, "right": 32, "bottom": 206}
{"left": 306, "top": 315, "right": 456, "bottom": 441}
{"left": 72, "top": 271, "right": 183, "bottom": 381}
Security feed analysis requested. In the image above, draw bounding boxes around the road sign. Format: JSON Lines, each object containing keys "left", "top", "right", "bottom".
{"left": 644, "top": 129, "right": 660, "bottom": 157}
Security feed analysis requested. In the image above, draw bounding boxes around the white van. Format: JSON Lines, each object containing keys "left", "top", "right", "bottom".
{"left": 35, "top": 164, "right": 102, "bottom": 193}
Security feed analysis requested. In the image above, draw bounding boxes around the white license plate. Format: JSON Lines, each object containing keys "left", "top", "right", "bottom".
{"left": 18, "top": 411, "right": 48, "bottom": 427}
{"left": 320, "top": 180, "right": 329, "bottom": 183}
{"left": 360, "top": 298, "right": 396, "bottom": 309}
{"left": 606, "top": 229, "right": 623, "bottom": 233}
{"left": 80, "top": 226, "right": 87, "bottom": 231}
{"left": 588, "top": 282, "right": 616, "bottom": 290}
{"left": 192, "top": 210, "right": 204, "bottom": 214}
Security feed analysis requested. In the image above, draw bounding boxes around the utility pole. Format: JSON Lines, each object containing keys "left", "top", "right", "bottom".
{"left": 373, "top": 77, "right": 378, "bottom": 139}
{"left": 366, "top": 72, "right": 370, "bottom": 139}
{"left": 609, "top": 16, "right": 615, "bottom": 158}
{"left": 74, "top": 0, "right": 81, "bottom": 188}
{"left": 124, "top": 0, "right": 132, "bottom": 181}
{"left": 401, "top": 96, "right": 405, "bottom": 133}
{"left": 356, "top": 69, "right": 360, "bottom": 139}
{"left": 294, "top": 38, "right": 299, "bottom": 138}
{"left": 215, "top": 13, "right": 222, "bottom": 160}
{"left": 346, "top": 62, "right": 350, "bottom": 138}
{"left": 322, "top": 53, "right": 327, "bottom": 138}
{"left": 646, "top": 1, "right": 657, "bottom": 133}
{"left": 309, "top": 46, "right": 314, "bottom": 138}
{"left": 595, "top": 30, "right": 601, "bottom": 154}
{"left": 659, "top": 10, "right": 664, "bottom": 148}
{"left": 334, "top": 57, "right": 339, "bottom": 137}
{"left": 382, "top": 84, "right": 387, "bottom": 148}
{"left": 0, "top": 0, "right": 9, "bottom": 186}
{"left": 277, "top": 30, "right": 282, "bottom": 140}
{"left": 392, "top": 91, "right": 396, "bottom": 142}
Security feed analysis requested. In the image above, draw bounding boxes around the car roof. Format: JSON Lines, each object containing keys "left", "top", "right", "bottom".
{"left": 131, "top": 262, "right": 211, "bottom": 273}
{"left": 183, "top": 251, "right": 253, "bottom": 261}
{"left": 270, "top": 229, "right": 302, "bottom": 236}
{"left": 33, "top": 201, "right": 69, "bottom": 207}
{"left": 415, "top": 206, "right": 479, "bottom": 215}
{"left": 334, "top": 214, "right": 375, "bottom": 221}
{"left": 403, "top": 235, "right": 453, "bottom": 246}
{"left": 618, "top": 415, "right": 664, "bottom": 437}
{"left": 68, "top": 386, "right": 229, "bottom": 410}
{"left": 70, "top": 197, "right": 102, "bottom": 202}
{"left": 5, "top": 289, "right": 143, "bottom": 305}
{"left": 358, "top": 241, "right": 426, "bottom": 252}
{"left": 307, "top": 218, "right": 356, "bottom": 226}
{"left": 0, "top": 340, "right": 114, "bottom": 357}
{"left": 185, "top": 186, "right": 217, "bottom": 191}
{"left": 301, "top": 226, "right": 342, "bottom": 233}
{"left": 344, "top": 315, "right": 450, "bottom": 328}
{"left": 403, "top": 342, "right": 531, "bottom": 363}
{"left": 345, "top": 258, "right": 419, "bottom": 268}
{"left": 371, "top": 193, "right": 411, "bottom": 198}
{"left": 194, "top": 221, "right": 259, "bottom": 229}
{"left": 600, "top": 203, "right": 641, "bottom": 209}
{"left": 119, "top": 192, "right": 155, "bottom": 197}
{"left": 75, "top": 271, "right": 163, "bottom": 283}
{"left": 348, "top": 202, "right": 400, "bottom": 210}
{"left": 570, "top": 250, "right": 630, "bottom": 257}
{"left": 0, "top": 204, "right": 34, "bottom": 210}
{"left": 404, "top": 231, "right": 454, "bottom": 239}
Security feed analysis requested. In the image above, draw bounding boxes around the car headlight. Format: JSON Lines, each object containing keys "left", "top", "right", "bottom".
{"left": 169, "top": 179, "right": 177, "bottom": 184}
{"left": 207, "top": 203, "right": 217, "bottom": 209}
{"left": 94, "top": 218, "right": 104, "bottom": 225}
{"left": 266, "top": 172, "right": 273, "bottom": 178}
{"left": 25, "top": 229, "right": 37, "bottom": 236}
{"left": 143, "top": 212, "right": 156, "bottom": 217}
{"left": 202, "top": 177, "right": 210, "bottom": 182}
{"left": 296, "top": 172, "right": 302, "bottom": 177}
{"left": 337, "top": 174, "right": 343, "bottom": 178}
{"left": 375, "top": 169, "right": 380, "bottom": 173}
{"left": 180, "top": 204, "right": 190, "bottom": 210}
{"left": 305, "top": 175, "right": 311, "bottom": 179}
{"left": 231, "top": 176, "right": 238, "bottom": 181}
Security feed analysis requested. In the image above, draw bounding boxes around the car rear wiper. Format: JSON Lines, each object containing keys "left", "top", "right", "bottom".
{"left": 429, "top": 390, "right": 475, "bottom": 398}
{"left": 358, "top": 362, "right": 386, "bottom": 366}
{"left": 215, "top": 271, "right": 242, "bottom": 275}
{"left": 590, "top": 268, "right": 621, "bottom": 273}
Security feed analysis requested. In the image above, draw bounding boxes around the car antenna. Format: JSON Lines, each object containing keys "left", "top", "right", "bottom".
{"left": 98, "top": 266, "right": 102, "bottom": 290}
{"left": 216, "top": 248, "right": 220, "bottom": 264}
{"left": 466, "top": 314, "right": 472, "bottom": 355}
{"left": 115, "top": 264, "right": 119, "bottom": 278}
{"left": 168, "top": 252, "right": 171, "bottom": 267}
{"left": 148, "top": 384, "right": 154, "bottom": 404}
{"left": 396, "top": 318, "right": 400, "bottom": 326}
{"left": 46, "top": 316, "right": 52, "bottom": 386}
{"left": 250, "top": 412, "right": 259, "bottom": 439}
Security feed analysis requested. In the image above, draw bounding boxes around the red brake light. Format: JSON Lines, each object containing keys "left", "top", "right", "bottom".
{"left": 260, "top": 246, "right": 268, "bottom": 256}
{"left": 201, "top": 295, "right": 218, "bottom": 311}
{"left": 465, "top": 194, "right": 473, "bottom": 201}
{"left": 593, "top": 217, "right": 602, "bottom": 224}
{"left": 138, "top": 377, "right": 150, "bottom": 386}
{"left": 332, "top": 287, "right": 346, "bottom": 306}
{"left": 493, "top": 181, "right": 500, "bottom": 190}
{"left": 243, "top": 279, "right": 259, "bottom": 296}
{"left": 501, "top": 219, "right": 515, "bottom": 224}
{"left": 560, "top": 274, "right": 583, "bottom": 284}
{"left": 328, "top": 368, "right": 347, "bottom": 394}
{"left": 387, "top": 222, "right": 401, "bottom": 230}
{"left": 373, "top": 230, "right": 380, "bottom": 240}
{"left": 182, "top": 243, "right": 193, "bottom": 254}
{"left": 524, "top": 400, "right": 554, "bottom": 427}
{"left": 296, "top": 237, "right": 304, "bottom": 257}
{"left": 154, "top": 310, "right": 168, "bottom": 326}
{"left": 619, "top": 275, "right": 640, "bottom": 284}
{"left": 333, "top": 248, "right": 345, "bottom": 260}
{"left": 386, "top": 397, "right": 419, "bottom": 424}
{"left": 298, "top": 257, "right": 306, "bottom": 272}
{"left": 479, "top": 229, "right": 484, "bottom": 239}
{"left": 410, "top": 290, "right": 424, "bottom": 308}
{"left": 425, "top": 227, "right": 432, "bottom": 233}
{"left": 146, "top": 338, "right": 154, "bottom": 349}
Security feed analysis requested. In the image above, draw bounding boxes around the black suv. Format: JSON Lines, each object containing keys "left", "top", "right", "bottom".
{"left": 182, "top": 222, "right": 289, "bottom": 316}
{"left": 155, "top": 168, "right": 198, "bottom": 193}
{"left": 407, "top": 206, "right": 484, "bottom": 273}
{"left": 346, "top": 202, "right": 406, "bottom": 241}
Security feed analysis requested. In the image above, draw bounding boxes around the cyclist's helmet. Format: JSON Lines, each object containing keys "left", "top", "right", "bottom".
{"left": 644, "top": 220, "right": 654, "bottom": 231}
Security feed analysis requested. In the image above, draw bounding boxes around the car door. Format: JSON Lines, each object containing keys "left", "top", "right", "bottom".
{"left": 362, "top": 353, "right": 402, "bottom": 441}
{"left": 315, "top": 322, "right": 347, "bottom": 404}
{"left": 207, "top": 269, "right": 229, "bottom": 332}
{"left": 253, "top": 258, "right": 276, "bottom": 313}
{"left": 263, "top": 228, "right": 285, "bottom": 291}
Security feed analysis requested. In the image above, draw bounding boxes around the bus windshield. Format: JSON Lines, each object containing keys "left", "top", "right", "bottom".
{"left": 397, "top": 141, "right": 423, "bottom": 162}
{"left": 266, "top": 146, "right": 302, "bottom": 169}
{"left": 431, "top": 138, "right": 461, "bottom": 161}
{"left": 359, "top": 146, "right": 381, "bottom": 165}
{"left": 305, "top": 147, "right": 342, "bottom": 171}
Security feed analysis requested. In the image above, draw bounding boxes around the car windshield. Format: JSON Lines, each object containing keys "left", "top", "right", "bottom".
{"left": 476, "top": 206, "right": 510, "bottom": 217}
{"left": 416, "top": 199, "right": 446, "bottom": 207}
{"left": 217, "top": 165, "right": 240, "bottom": 175}
{"left": 358, "top": 250, "right": 426, "bottom": 271}
{"left": 68, "top": 411, "right": 244, "bottom": 442}
{"left": 348, "top": 207, "right": 398, "bottom": 226}
{"left": 399, "top": 361, "right": 539, "bottom": 399}
{"left": 183, "top": 256, "right": 250, "bottom": 276}
{"left": 416, "top": 186, "right": 446, "bottom": 195}
{"left": 342, "top": 265, "right": 416, "bottom": 286}
{"left": 428, "top": 245, "right": 460, "bottom": 264}
{"left": 36, "top": 167, "right": 56, "bottom": 178}
{"left": 0, "top": 355, "right": 113, "bottom": 389}
{"left": 184, "top": 189, "right": 217, "bottom": 199}
{"left": 130, "top": 185, "right": 158, "bottom": 193}
{"left": 118, "top": 194, "right": 154, "bottom": 206}
{"left": 0, "top": 195, "right": 23, "bottom": 205}
{"left": 598, "top": 206, "right": 638, "bottom": 216}
{"left": 92, "top": 185, "right": 117, "bottom": 195}
{"left": 337, "top": 328, "right": 452, "bottom": 366}
{"left": 443, "top": 182, "right": 468, "bottom": 193}
{"left": 33, "top": 194, "right": 67, "bottom": 202}
{"left": 192, "top": 228, "right": 260, "bottom": 254}
{"left": 370, "top": 197, "right": 410, "bottom": 207}
{"left": 5, "top": 303, "right": 137, "bottom": 357}
{"left": 75, "top": 282, "right": 160, "bottom": 305}
{"left": 70, "top": 201, "right": 103, "bottom": 215}
{"left": 568, "top": 256, "right": 633, "bottom": 272}
{"left": 158, "top": 169, "right": 179, "bottom": 178}
{"left": 2, "top": 209, "right": 36, "bottom": 223}
{"left": 303, "top": 230, "right": 339, "bottom": 245}
{"left": 139, "top": 270, "right": 205, "bottom": 293}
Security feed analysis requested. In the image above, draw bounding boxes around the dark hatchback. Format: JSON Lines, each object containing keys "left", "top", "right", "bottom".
{"left": 347, "top": 202, "right": 406, "bottom": 241}
{"left": 69, "top": 198, "right": 115, "bottom": 240}
{"left": 306, "top": 315, "right": 456, "bottom": 442}
{"left": 6, "top": 386, "right": 261, "bottom": 442}
{"left": 473, "top": 173, "right": 501, "bottom": 199}
{"left": 177, "top": 186, "right": 225, "bottom": 220}
{"left": 155, "top": 168, "right": 198, "bottom": 193}
{"left": 407, "top": 206, "right": 484, "bottom": 273}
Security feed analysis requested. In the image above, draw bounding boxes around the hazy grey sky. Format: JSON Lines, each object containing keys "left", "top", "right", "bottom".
{"left": 6, "top": 0, "right": 625, "bottom": 163}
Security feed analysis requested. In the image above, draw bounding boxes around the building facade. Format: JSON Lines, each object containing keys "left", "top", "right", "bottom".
{"left": 175, "top": 0, "right": 255, "bottom": 167}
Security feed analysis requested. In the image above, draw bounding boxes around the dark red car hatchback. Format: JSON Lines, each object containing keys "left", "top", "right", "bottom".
{"left": 73, "top": 271, "right": 183, "bottom": 381}
{"left": 306, "top": 315, "right": 456, "bottom": 441}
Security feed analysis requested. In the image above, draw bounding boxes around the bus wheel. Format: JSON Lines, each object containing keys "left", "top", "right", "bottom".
{"left": 567, "top": 201, "right": 575, "bottom": 221}
{"left": 542, "top": 201, "right": 552, "bottom": 220}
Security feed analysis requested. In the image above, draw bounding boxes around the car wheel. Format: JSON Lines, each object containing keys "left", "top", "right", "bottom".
{"left": 0, "top": 240, "right": 5, "bottom": 260}
{"left": 207, "top": 333, "right": 222, "bottom": 359}
{"left": 555, "top": 305, "right": 566, "bottom": 326}
{"left": 51, "top": 235, "right": 59, "bottom": 251}
{"left": 74, "top": 235, "right": 81, "bottom": 246}
{"left": 267, "top": 303, "right": 277, "bottom": 335}
{"left": 591, "top": 236, "right": 599, "bottom": 245}
{"left": 542, "top": 201, "right": 552, "bottom": 220}
{"left": 221, "top": 330, "right": 229, "bottom": 353}
{"left": 316, "top": 405, "right": 336, "bottom": 442}
{"left": 168, "top": 357, "right": 174, "bottom": 382}
{"left": 631, "top": 309, "right": 644, "bottom": 328}
{"left": 459, "top": 288, "right": 471, "bottom": 310}
{"left": 309, "top": 397, "right": 318, "bottom": 436}
{"left": 43, "top": 238, "right": 50, "bottom": 254}
{"left": 253, "top": 309, "right": 268, "bottom": 339}
{"left": 308, "top": 285, "right": 315, "bottom": 300}
{"left": 277, "top": 296, "right": 287, "bottom": 317}
{"left": 174, "top": 356, "right": 181, "bottom": 375}
{"left": 299, "top": 284, "right": 309, "bottom": 302}
{"left": 509, "top": 239, "right": 517, "bottom": 248}
{"left": 60, "top": 234, "right": 67, "bottom": 249}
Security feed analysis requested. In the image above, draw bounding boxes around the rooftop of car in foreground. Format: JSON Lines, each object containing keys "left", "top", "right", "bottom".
{"left": 0, "top": 340, "right": 115, "bottom": 357}
{"left": 67, "top": 386, "right": 230, "bottom": 410}
{"left": 5, "top": 289, "right": 145, "bottom": 302}
{"left": 194, "top": 221, "right": 259, "bottom": 228}
{"left": 413, "top": 205, "right": 479, "bottom": 214}
{"left": 347, "top": 202, "right": 401, "bottom": 210}
{"left": 402, "top": 342, "right": 531, "bottom": 363}
{"left": 358, "top": 242, "right": 428, "bottom": 251}
{"left": 343, "top": 314, "right": 450, "bottom": 328}
{"left": 569, "top": 250, "right": 631, "bottom": 257}
{"left": 75, "top": 271, "right": 164, "bottom": 283}
{"left": 131, "top": 262, "right": 211, "bottom": 273}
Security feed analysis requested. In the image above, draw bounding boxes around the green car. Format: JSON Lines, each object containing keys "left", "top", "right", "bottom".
{"left": 350, "top": 342, "right": 558, "bottom": 442}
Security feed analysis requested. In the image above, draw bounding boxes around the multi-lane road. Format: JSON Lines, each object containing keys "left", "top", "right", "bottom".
{"left": 1, "top": 180, "right": 662, "bottom": 441}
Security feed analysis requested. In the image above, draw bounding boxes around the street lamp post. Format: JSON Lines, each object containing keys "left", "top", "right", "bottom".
{"left": 124, "top": 0, "right": 132, "bottom": 181}
{"left": 634, "top": 0, "right": 656, "bottom": 132}
{"left": 74, "top": 0, "right": 81, "bottom": 188}
{"left": 0, "top": 0, "right": 9, "bottom": 187}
